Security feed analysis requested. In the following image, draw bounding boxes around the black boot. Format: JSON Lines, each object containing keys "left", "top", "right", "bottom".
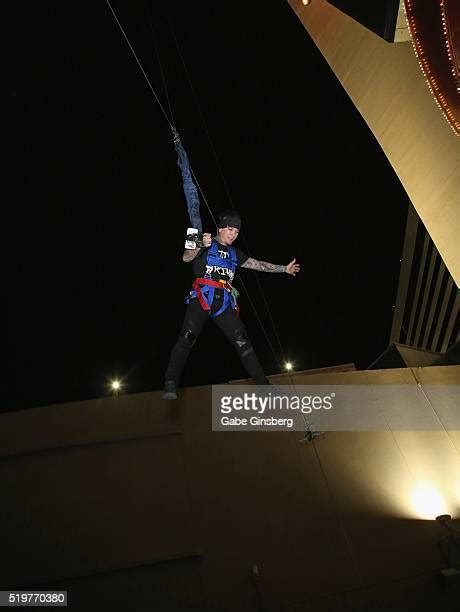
{"left": 162, "top": 380, "right": 178, "bottom": 400}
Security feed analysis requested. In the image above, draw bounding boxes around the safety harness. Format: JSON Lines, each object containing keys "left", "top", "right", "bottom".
{"left": 186, "top": 241, "right": 239, "bottom": 318}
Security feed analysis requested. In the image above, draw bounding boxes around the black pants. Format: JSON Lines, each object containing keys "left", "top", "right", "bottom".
{"left": 165, "top": 292, "right": 268, "bottom": 385}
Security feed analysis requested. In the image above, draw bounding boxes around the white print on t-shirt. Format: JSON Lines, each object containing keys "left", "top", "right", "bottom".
{"left": 205, "top": 264, "right": 235, "bottom": 281}
{"left": 218, "top": 250, "right": 229, "bottom": 259}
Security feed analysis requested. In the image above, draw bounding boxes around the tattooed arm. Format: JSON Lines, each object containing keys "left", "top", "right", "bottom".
{"left": 182, "top": 247, "right": 202, "bottom": 263}
{"left": 241, "top": 257, "right": 300, "bottom": 276}
{"left": 241, "top": 258, "right": 286, "bottom": 273}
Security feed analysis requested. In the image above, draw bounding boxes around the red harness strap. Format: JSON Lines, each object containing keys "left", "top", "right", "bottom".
{"left": 192, "top": 278, "right": 239, "bottom": 316}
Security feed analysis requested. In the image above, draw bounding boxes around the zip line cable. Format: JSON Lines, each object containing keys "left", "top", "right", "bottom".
{"left": 106, "top": 1, "right": 299, "bottom": 387}
{"left": 106, "top": 0, "right": 219, "bottom": 228}
{"left": 165, "top": 13, "right": 235, "bottom": 208}
{"left": 106, "top": 0, "right": 172, "bottom": 129}
{"left": 144, "top": 3, "right": 175, "bottom": 126}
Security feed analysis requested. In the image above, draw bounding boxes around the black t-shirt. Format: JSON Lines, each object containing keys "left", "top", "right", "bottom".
{"left": 191, "top": 240, "right": 248, "bottom": 283}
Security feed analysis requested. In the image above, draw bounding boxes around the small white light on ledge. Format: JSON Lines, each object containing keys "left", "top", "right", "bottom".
{"left": 109, "top": 379, "right": 122, "bottom": 396}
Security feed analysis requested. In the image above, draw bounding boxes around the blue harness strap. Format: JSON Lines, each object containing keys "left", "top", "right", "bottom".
{"left": 205, "top": 241, "right": 238, "bottom": 273}
{"left": 185, "top": 241, "right": 239, "bottom": 317}
{"left": 212, "top": 287, "right": 232, "bottom": 318}
{"left": 185, "top": 283, "right": 237, "bottom": 318}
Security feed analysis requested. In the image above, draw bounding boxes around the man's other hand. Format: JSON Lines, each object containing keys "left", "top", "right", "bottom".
{"left": 286, "top": 259, "right": 300, "bottom": 276}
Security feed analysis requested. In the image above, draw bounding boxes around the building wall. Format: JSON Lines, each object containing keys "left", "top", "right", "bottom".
{"left": 1, "top": 366, "right": 459, "bottom": 610}
{"left": 390, "top": 204, "right": 459, "bottom": 353}
{"left": 288, "top": 0, "right": 460, "bottom": 287}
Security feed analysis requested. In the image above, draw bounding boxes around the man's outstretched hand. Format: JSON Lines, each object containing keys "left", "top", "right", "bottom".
{"left": 286, "top": 258, "right": 300, "bottom": 276}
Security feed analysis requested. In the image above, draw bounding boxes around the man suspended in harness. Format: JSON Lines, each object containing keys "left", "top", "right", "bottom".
{"left": 162, "top": 209, "right": 301, "bottom": 399}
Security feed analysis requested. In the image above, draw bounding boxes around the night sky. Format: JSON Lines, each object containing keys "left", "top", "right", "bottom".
{"left": 8, "top": 1, "right": 409, "bottom": 412}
